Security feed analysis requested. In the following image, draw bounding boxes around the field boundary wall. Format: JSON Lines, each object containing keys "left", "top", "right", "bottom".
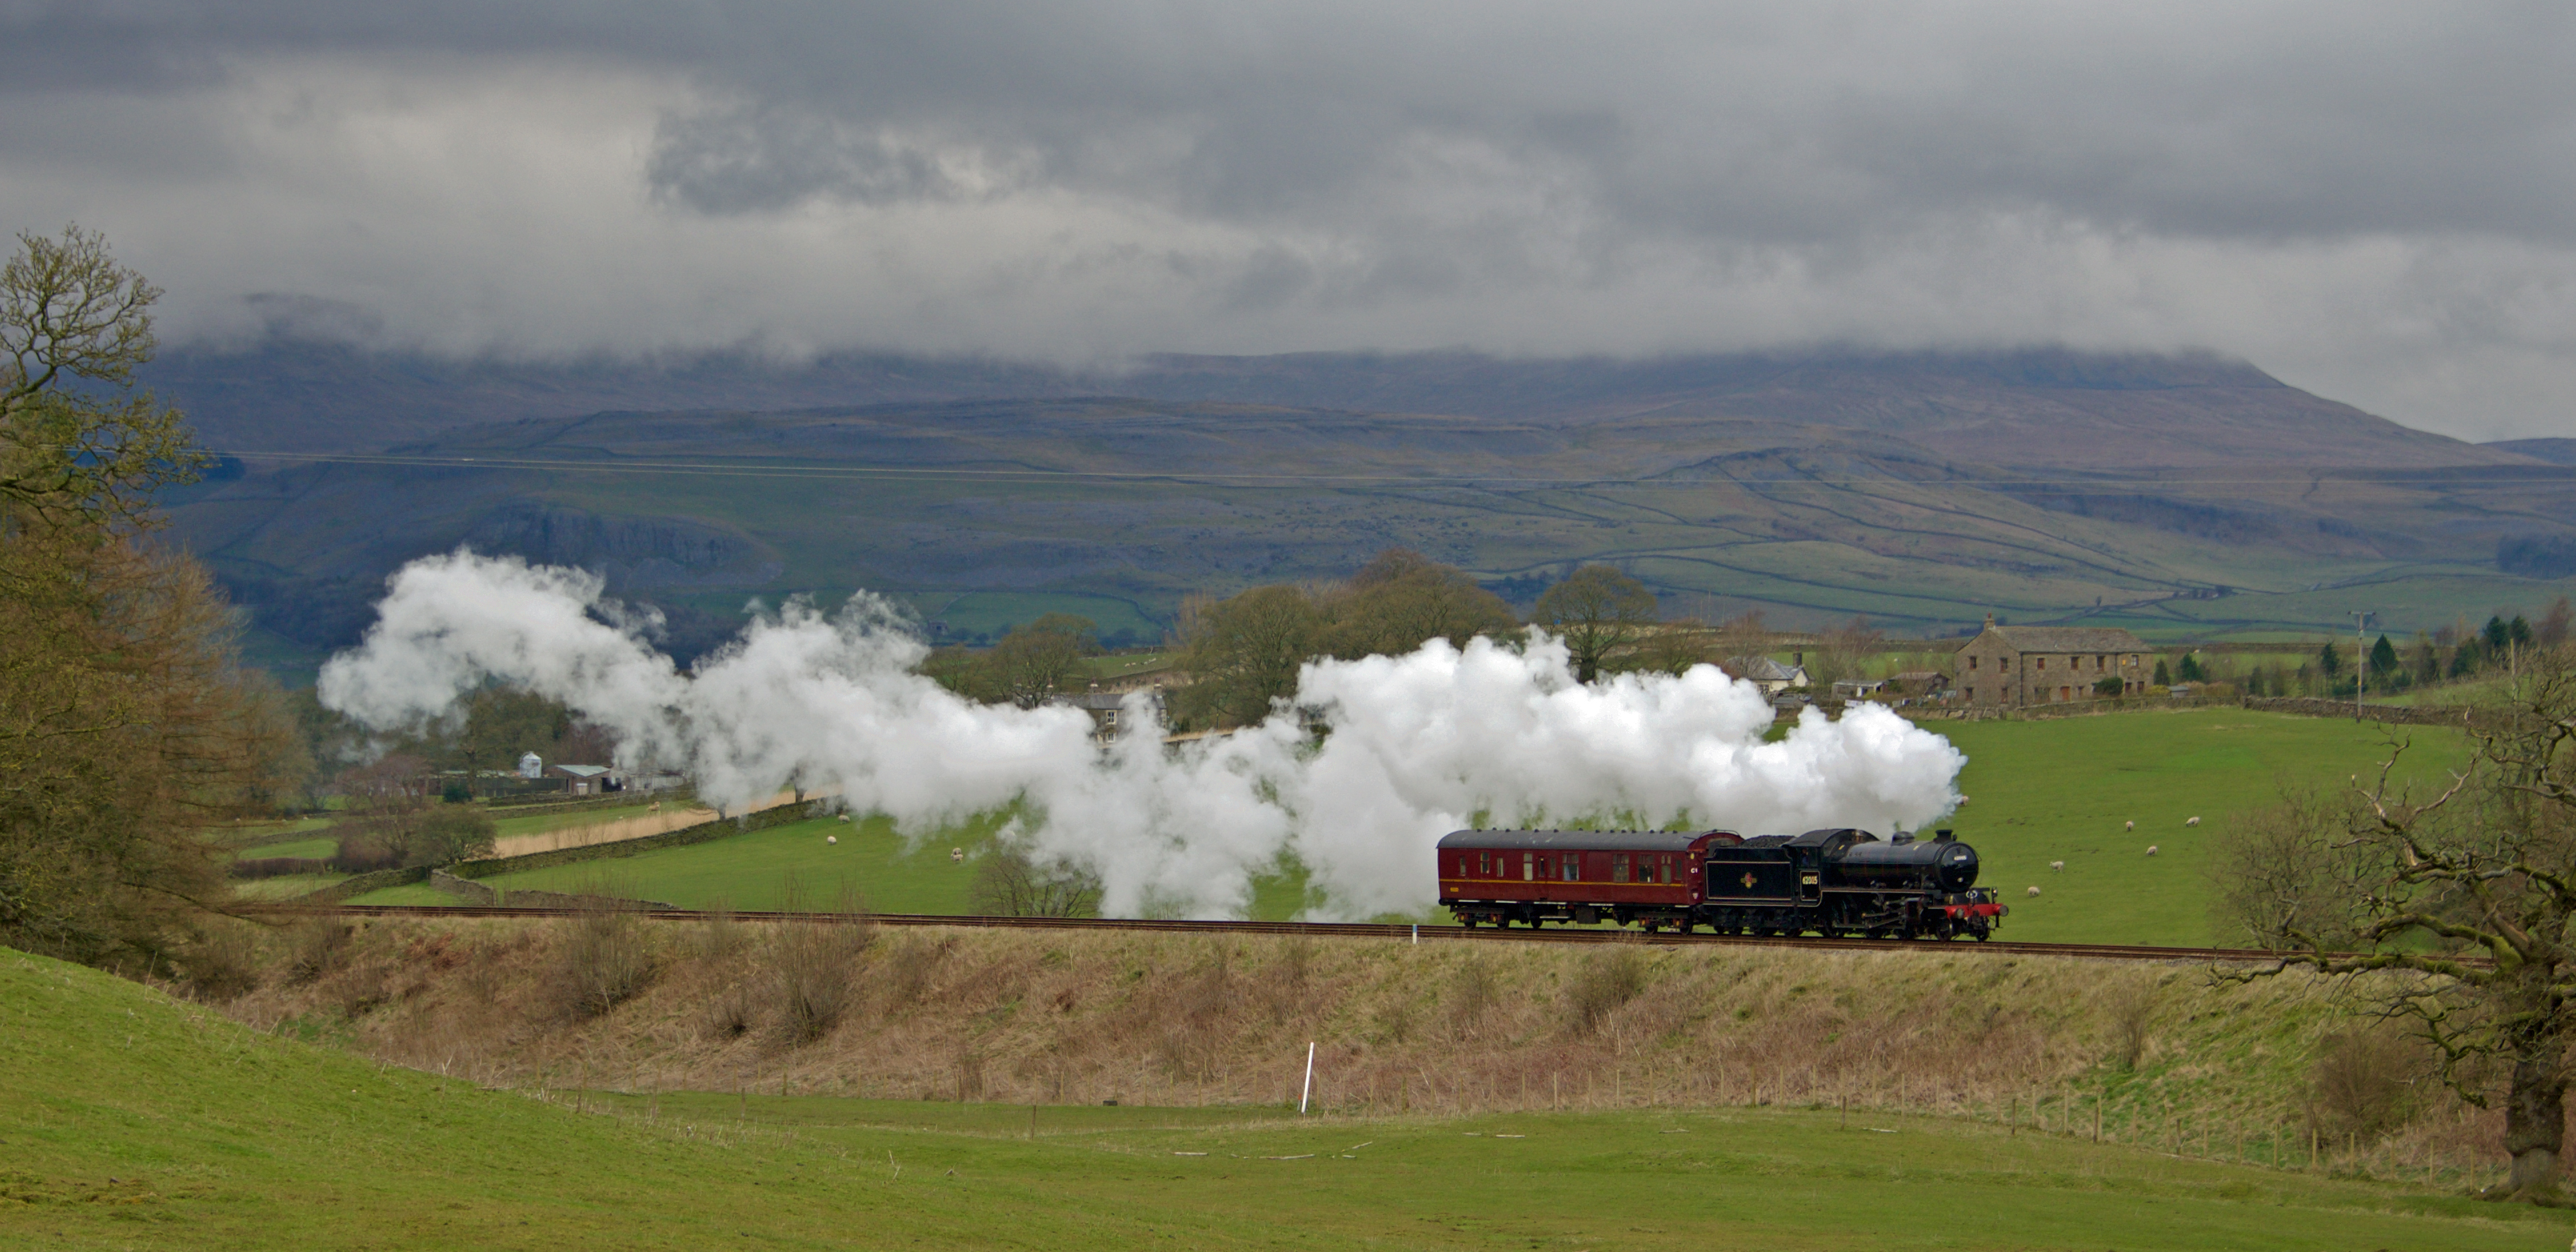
{"left": 293, "top": 865, "right": 429, "bottom": 903}
{"left": 2241, "top": 696, "right": 2472, "bottom": 727}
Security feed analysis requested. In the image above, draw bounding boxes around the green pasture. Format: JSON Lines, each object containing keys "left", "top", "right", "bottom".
{"left": 353, "top": 810, "right": 1320, "bottom": 919}
{"left": 1932, "top": 708, "right": 2469, "bottom": 947}
{"left": 353, "top": 706, "right": 2464, "bottom": 943}
{"left": 385, "top": 813, "right": 1017, "bottom": 912}
{"left": 227, "top": 872, "right": 348, "bottom": 901}
{"left": 5, "top": 947, "right": 2561, "bottom": 1251}
{"left": 230, "top": 835, "right": 336, "bottom": 861}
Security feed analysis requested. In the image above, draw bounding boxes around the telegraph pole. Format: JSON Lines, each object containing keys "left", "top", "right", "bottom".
{"left": 2349, "top": 610, "right": 2373, "bottom": 721}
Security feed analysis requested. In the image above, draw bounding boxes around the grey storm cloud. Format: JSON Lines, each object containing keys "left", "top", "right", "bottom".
{"left": 3, "top": 2, "right": 2574, "bottom": 436}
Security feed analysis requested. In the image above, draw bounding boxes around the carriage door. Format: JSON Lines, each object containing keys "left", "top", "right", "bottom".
{"left": 1522, "top": 852, "right": 1535, "bottom": 882}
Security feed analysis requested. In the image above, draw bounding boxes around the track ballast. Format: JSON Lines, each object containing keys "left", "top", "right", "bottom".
{"left": 255, "top": 903, "right": 2298, "bottom": 965}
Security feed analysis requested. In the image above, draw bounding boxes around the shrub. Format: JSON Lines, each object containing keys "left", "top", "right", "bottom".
{"left": 285, "top": 920, "right": 353, "bottom": 985}
{"left": 968, "top": 846, "right": 1102, "bottom": 917}
{"left": 2104, "top": 981, "right": 2156, "bottom": 1070}
{"left": 557, "top": 892, "right": 654, "bottom": 1019}
{"left": 1451, "top": 955, "right": 1501, "bottom": 1028}
{"left": 2309, "top": 1027, "right": 2421, "bottom": 1139}
{"left": 772, "top": 878, "right": 872, "bottom": 1043}
{"left": 179, "top": 922, "right": 263, "bottom": 1001}
{"left": 1568, "top": 947, "right": 1650, "bottom": 1033}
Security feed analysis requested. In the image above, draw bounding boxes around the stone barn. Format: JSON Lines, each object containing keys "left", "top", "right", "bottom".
{"left": 1953, "top": 615, "right": 2153, "bottom": 708}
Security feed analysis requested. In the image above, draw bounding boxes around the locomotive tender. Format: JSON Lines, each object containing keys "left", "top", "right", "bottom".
{"left": 1436, "top": 826, "right": 2007, "bottom": 940}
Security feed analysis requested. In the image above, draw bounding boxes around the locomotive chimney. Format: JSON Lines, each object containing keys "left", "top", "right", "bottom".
{"left": 1934, "top": 829, "right": 1955, "bottom": 842}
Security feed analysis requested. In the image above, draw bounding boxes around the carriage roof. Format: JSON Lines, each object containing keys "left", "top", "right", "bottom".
{"left": 1435, "top": 828, "right": 1737, "bottom": 852}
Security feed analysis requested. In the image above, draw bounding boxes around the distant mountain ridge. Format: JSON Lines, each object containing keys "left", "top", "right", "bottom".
{"left": 151, "top": 342, "right": 2525, "bottom": 471}
{"left": 2490, "top": 438, "right": 2576, "bottom": 466}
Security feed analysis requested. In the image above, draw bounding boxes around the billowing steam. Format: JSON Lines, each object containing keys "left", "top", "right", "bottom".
{"left": 318, "top": 552, "right": 1967, "bottom": 918}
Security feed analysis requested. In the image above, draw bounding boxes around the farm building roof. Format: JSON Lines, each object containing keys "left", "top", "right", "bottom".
{"left": 1982, "top": 625, "right": 2151, "bottom": 652}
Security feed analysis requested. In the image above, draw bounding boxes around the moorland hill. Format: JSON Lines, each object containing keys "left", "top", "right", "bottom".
{"left": 150, "top": 345, "right": 2576, "bottom": 673}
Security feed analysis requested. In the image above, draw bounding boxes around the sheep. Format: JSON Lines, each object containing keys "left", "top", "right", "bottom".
{"left": 950, "top": 846, "right": 966, "bottom": 863}
{"left": 2124, "top": 820, "right": 2134, "bottom": 831}
{"left": 2049, "top": 860, "right": 2065, "bottom": 873}
{"left": 836, "top": 812, "right": 852, "bottom": 822}
{"left": 2145, "top": 845, "right": 2159, "bottom": 856}
{"left": 2025, "top": 886, "right": 2042, "bottom": 898}
{"left": 826, "top": 834, "right": 838, "bottom": 845}
{"left": 2186, "top": 816, "right": 2201, "bottom": 827}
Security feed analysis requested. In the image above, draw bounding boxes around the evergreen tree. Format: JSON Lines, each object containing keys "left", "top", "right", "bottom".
{"left": 2368, "top": 634, "right": 2400, "bottom": 679}
{"left": 2317, "top": 641, "right": 2343, "bottom": 676}
{"left": 2152, "top": 659, "right": 2171, "bottom": 686}
{"left": 2178, "top": 652, "right": 2205, "bottom": 682}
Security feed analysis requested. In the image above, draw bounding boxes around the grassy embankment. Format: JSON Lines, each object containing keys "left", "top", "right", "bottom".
{"left": 12, "top": 938, "right": 2569, "bottom": 1249}
{"left": 351, "top": 708, "right": 2463, "bottom": 947}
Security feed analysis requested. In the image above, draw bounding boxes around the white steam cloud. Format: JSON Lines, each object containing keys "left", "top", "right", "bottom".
{"left": 317, "top": 551, "right": 1968, "bottom": 918}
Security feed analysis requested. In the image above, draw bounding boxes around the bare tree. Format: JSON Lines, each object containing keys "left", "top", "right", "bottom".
{"left": 968, "top": 846, "right": 1103, "bottom": 918}
{"left": 1321, "top": 548, "right": 1516, "bottom": 660}
{"left": 0, "top": 227, "right": 300, "bottom": 965}
{"left": 1530, "top": 564, "right": 1657, "bottom": 682}
{"left": 1803, "top": 616, "right": 1885, "bottom": 689}
{"left": 1172, "top": 584, "right": 1323, "bottom": 728}
{"left": 982, "top": 613, "right": 1100, "bottom": 708}
{"left": 2221, "top": 644, "right": 2576, "bottom": 1202}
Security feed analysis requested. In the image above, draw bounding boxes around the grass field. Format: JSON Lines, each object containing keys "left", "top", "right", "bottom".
{"left": 230, "top": 835, "right": 337, "bottom": 861}
{"left": 8, "top": 945, "right": 2565, "bottom": 1251}
{"left": 1933, "top": 707, "right": 2467, "bottom": 947}
{"left": 370, "top": 812, "right": 1018, "bottom": 912}
{"left": 353, "top": 707, "right": 2463, "bottom": 945}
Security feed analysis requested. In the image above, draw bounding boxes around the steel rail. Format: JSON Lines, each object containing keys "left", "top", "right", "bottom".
{"left": 251, "top": 902, "right": 2317, "bottom": 965}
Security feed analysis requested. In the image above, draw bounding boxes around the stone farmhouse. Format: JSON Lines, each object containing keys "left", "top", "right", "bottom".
{"left": 1953, "top": 616, "right": 2154, "bottom": 707}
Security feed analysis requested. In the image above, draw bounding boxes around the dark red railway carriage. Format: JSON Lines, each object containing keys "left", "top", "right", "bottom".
{"left": 1436, "top": 828, "right": 1743, "bottom": 930}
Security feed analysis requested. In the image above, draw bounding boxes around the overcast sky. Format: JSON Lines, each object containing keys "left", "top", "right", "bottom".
{"left": 5, "top": 3, "right": 2573, "bottom": 439}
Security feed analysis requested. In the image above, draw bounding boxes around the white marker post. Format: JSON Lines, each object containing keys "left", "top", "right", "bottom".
{"left": 1300, "top": 1042, "right": 1316, "bottom": 1115}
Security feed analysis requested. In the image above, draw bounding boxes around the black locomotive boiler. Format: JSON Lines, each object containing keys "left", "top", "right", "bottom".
{"left": 1438, "top": 826, "right": 2005, "bottom": 941}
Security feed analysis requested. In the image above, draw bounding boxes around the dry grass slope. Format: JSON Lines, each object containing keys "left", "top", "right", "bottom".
{"left": 215, "top": 914, "right": 2526, "bottom": 1190}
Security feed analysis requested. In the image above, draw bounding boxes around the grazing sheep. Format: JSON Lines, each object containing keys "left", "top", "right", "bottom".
{"left": 1959, "top": 796, "right": 1971, "bottom": 806}
{"left": 2049, "top": 860, "right": 2065, "bottom": 873}
{"left": 826, "top": 834, "right": 838, "bottom": 845}
{"left": 2186, "top": 816, "right": 2201, "bottom": 827}
{"left": 2025, "top": 886, "right": 2042, "bottom": 898}
{"left": 950, "top": 846, "right": 966, "bottom": 863}
{"left": 836, "top": 812, "right": 852, "bottom": 822}
{"left": 2145, "top": 845, "right": 2159, "bottom": 856}
{"left": 2124, "top": 820, "right": 2134, "bottom": 831}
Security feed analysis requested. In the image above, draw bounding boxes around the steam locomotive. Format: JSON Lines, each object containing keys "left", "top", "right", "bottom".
{"left": 1435, "top": 826, "right": 2006, "bottom": 941}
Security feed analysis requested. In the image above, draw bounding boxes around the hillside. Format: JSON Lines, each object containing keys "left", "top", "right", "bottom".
{"left": 149, "top": 346, "right": 2576, "bottom": 673}
{"left": 7, "top": 942, "right": 2552, "bottom": 1249}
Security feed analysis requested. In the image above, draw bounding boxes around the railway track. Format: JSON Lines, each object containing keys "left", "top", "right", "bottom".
{"left": 258, "top": 903, "right": 2298, "bottom": 965}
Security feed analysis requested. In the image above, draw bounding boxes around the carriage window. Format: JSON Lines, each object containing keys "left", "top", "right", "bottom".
{"left": 1611, "top": 854, "right": 1630, "bottom": 883}
{"left": 1478, "top": 851, "right": 1492, "bottom": 876}
{"left": 1562, "top": 854, "right": 1579, "bottom": 881}
{"left": 1658, "top": 855, "right": 1674, "bottom": 884}
{"left": 1522, "top": 852, "right": 1534, "bottom": 881}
